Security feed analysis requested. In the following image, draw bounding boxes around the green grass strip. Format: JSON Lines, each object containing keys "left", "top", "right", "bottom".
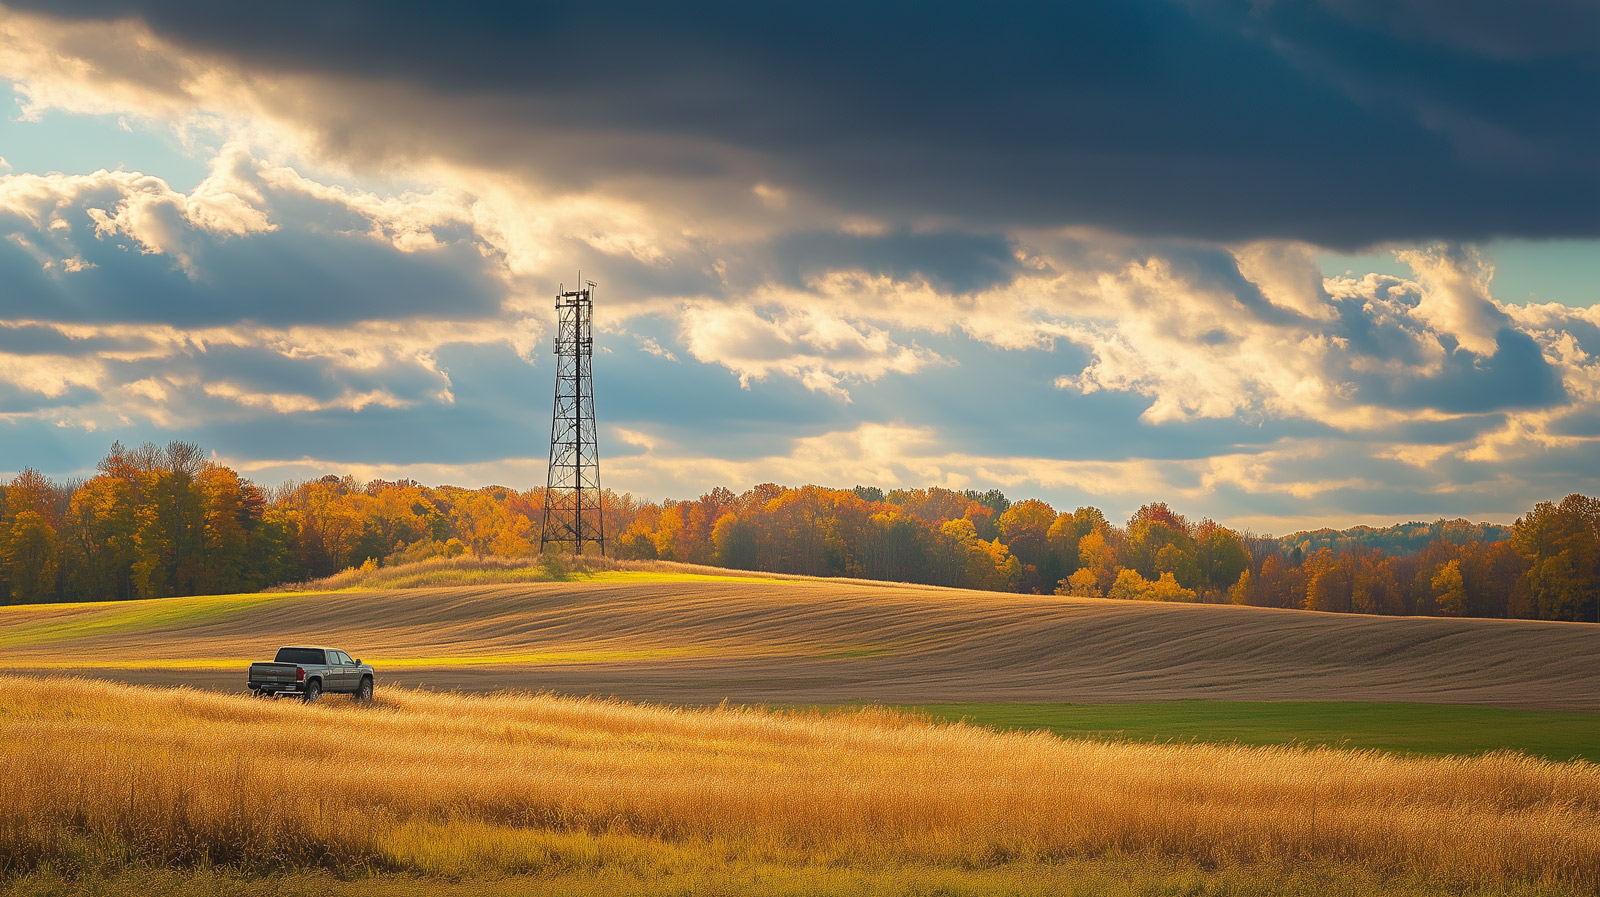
{"left": 906, "top": 700, "right": 1600, "bottom": 763}
{"left": 0, "top": 592, "right": 293, "bottom": 648}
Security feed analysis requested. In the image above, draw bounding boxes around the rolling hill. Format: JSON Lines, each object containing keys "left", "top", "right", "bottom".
{"left": 3, "top": 572, "right": 1597, "bottom": 710}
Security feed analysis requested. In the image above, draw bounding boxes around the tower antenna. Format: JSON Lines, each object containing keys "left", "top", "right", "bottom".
{"left": 541, "top": 278, "right": 604, "bottom": 556}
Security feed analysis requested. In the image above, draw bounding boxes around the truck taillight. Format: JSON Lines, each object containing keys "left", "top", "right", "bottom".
{"left": 296, "top": 667, "right": 305, "bottom": 681}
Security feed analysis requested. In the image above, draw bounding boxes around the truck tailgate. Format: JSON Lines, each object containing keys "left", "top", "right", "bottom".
{"left": 248, "top": 662, "right": 299, "bottom": 683}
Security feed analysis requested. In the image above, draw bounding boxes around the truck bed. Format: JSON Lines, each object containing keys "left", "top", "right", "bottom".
{"left": 247, "top": 662, "right": 304, "bottom": 695}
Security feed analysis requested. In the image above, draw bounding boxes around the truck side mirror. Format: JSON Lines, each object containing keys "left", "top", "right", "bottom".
{"left": 354, "top": 659, "right": 362, "bottom": 666}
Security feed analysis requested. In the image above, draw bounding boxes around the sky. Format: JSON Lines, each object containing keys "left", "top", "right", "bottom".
{"left": 1, "top": 0, "right": 1598, "bottom": 534}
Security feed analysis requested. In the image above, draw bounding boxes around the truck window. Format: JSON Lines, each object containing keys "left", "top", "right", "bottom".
{"left": 333, "top": 651, "right": 352, "bottom": 665}
{"left": 274, "top": 647, "right": 326, "bottom": 665}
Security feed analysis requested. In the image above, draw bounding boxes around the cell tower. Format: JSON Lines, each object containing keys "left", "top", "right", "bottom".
{"left": 541, "top": 280, "right": 604, "bottom": 556}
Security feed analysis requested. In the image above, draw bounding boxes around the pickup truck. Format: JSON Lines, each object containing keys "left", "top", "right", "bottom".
{"left": 247, "top": 646, "right": 375, "bottom": 703}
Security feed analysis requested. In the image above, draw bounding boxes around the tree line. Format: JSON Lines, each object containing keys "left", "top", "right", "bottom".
{"left": 1281, "top": 519, "right": 1513, "bottom": 559}
{"left": 0, "top": 441, "right": 1595, "bottom": 622}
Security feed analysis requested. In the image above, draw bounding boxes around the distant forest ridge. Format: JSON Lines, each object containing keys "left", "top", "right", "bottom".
{"left": 0, "top": 441, "right": 1593, "bottom": 624}
{"left": 1278, "top": 520, "right": 1514, "bottom": 559}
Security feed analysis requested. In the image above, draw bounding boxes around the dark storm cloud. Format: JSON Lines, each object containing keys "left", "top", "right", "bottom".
{"left": 10, "top": 0, "right": 1598, "bottom": 247}
{"left": 543, "top": 227, "right": 1024, "bottom": 308}
{"left": 1218, "top": 1, "right": 1598, "bottom": 166}
{"left": 554, "top": 240, "right": 722, "bottom": 306}
{"left": 762, "top": 231, "right": 1020, "bottom": 295}
{"left": 1309, "top": 0, "right": 1600, "bottom": 61}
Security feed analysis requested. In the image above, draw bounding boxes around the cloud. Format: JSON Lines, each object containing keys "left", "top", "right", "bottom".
{"left": 636, "top": 337, "right": 677, "bottom": 362}
{"left": 2, "top": 1, "right": 1597, "bottom": 246}
{"left": 1049, "top": 243, "right": 1580, "bottom": 434}
{"left": 1310, "top": 0, "right": 1600, "bottom": 61}
{"left": 760, "top": 230, "right": 1022, "bottom": 295}
{"left": 0, "top": 131, "right": 551, "bottom": 439}
{"left": 0, "top": 149, "right": 506, "bottom": 327}
{"left": 1, "top": 124, "right": 1594, "bottom": 528}
{"left": 1394, "top": 246, "right": 1508, "bottom": 355}
{"left": 0, "top": 350, "right": 102, "bottom": 399}
{"left": 0, "top": 313, "right": 538, "bottom": 432}
{"left": 677, "top": 303, "right": 941, "bottom": 399}
{"left": 202, "top": 380, "right": 413, "bottom": 415}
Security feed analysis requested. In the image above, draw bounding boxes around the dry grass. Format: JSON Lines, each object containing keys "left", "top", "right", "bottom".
{"left": 3, "top": 676, "right": 1598, "bottom": 893}
{"left": 269, "top": 554, "right": 803, "bottom": 592}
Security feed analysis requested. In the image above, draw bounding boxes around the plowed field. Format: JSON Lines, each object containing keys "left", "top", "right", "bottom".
{"left": 4, "top": 574, "right": 1596, "bottom": 709}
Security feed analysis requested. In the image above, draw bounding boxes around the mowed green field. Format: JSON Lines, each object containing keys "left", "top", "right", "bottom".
{"left": 908, "top": 701, "right": 1600, "bottom": 763}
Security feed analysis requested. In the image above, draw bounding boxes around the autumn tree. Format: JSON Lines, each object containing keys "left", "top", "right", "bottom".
{"left": 2, "top": 510, "right": 59, "bottom": 602}
{"left": 712, "top": 511, "right": 757, "bottom": 569}
{"left": 61, "top": 475, "right": 138, "bottom": 601}
{"left": 132, "top": 467, "right": 206, "bottom": 599}
{"left": 997, "top": 499, "right": 1057, "bottom": 592}
{"left": 5, "top": 468, "right": 60, "bottom": 524}
{"left": 1125, "top": 503, "right": 1201, "bottom": 588}
{"left": 195, "top": 465, "right": 252, "bottom": 594}
{"left": 1349, "top": 551, "right": 1403, "bottom": 615}
{"left": 1303, "top": 549, "right": 1353, "bottom": 613}
{"left": 1074, "top": 529, "right": 1121, "bottom": 596}
{"left": 760, "top": 487, "right": 834, "bottom": 574}
{"left": 1432, "top": 560, "right": 1468, "bottom": 617}
{"left": 281, "top": 476, "right": 361, "bottom": 577}
{"left": 653, "top": 503, "right": 686, "bottom": 561}
{"left": 1046, "top": 506, "right": 1104, "bottom": 579}
{"left": 616, "top": 504, "right": 662, "bottom": 559}
{"left": 1252, "top": 553, "right": 1304, "bottom": 609}
{"left": 1227, "top": 568, "right": 1253, "bottom": 605}
{"left": 1512, "top": 495, "right": 1600, "bottom": 622}
{"left": 1458, "top": 540, "right": 1528, "bottom": 619}
{"left": 965, "top": 537, "right": 1021, "bottom": 592}
{"left": 933, "top": 517, "right": 979, "bottom": 586}
{"left": 1195, "top": 520, "right": 1250, "bottom": 592}
{"left": 1109, "top": 568, "right": 1198, "bottom": 602}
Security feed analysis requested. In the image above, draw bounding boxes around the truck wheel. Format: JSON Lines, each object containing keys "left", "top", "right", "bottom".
{"left": 302, "top": 679, "right": 322, "bottom": 704}
{"left": 353, "top": 676, "right": 374, "bottom": 704}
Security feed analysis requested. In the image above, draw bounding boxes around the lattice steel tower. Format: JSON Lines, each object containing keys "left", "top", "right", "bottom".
{"left": 541, "top": 280, "right": 604, "bottom": 556}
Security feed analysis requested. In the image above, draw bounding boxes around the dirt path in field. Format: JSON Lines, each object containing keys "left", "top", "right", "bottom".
{"left": 3, "top": 578, "right": 1597, "bottom": 709}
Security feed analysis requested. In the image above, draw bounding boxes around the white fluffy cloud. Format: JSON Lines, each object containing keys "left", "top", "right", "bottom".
{"left": 678, "top": 303, "right": 940, "bottom": 399}
{"left": 0, "top": 149, "right": 538, "bottom": 430}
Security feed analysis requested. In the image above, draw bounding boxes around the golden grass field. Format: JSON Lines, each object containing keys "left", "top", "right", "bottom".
{"left": 3, "top": 675, "right": 1599, "bottom": 897}
{"left": 4, "top": 566, "right": 1600, "bottom": 895}
{"left": 1, "top": 562, "right": 1598, "bottom": 708}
